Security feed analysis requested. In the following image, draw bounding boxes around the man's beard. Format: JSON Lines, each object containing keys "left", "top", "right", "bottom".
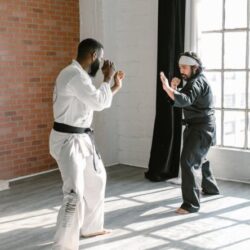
{"left": 181, "top": 70, "right": 195, "bottom": 81}
{"left": 89, "top": 59, "right": 100, "bottom": 77}
{"left": 181, "top": 74, "right": 189, "bottom": 80}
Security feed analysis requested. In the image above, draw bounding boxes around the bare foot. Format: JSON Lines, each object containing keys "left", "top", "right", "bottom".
{"left": 175, "top": 208, "right": 190, "bottom": 214}
{"left": 81, "top": 229, "right": 112, "bottom": 238}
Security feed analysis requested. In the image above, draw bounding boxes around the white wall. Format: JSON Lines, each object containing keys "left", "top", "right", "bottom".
{"left": 79, "top": 0, "right": 119, "bottom": 166}
{"left": 80, "top": 0, "right": 250, "bottom": 184}
{"left": 114, "top": 0, "right": 158, "bottom": 167}
{"left": 208, "top": 148, "right": 250, "bottom": 183}
{"left": 79, "top": 0, "right": 158, "bottom": 167}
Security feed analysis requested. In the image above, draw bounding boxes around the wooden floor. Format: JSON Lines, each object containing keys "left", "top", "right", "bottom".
{"left": 0, "top": 165, "right": 250, "bottom": 250}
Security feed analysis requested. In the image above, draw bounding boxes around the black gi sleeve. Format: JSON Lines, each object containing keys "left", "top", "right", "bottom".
{"left": 173, "top": 81, "right": 202, "bottom": 107}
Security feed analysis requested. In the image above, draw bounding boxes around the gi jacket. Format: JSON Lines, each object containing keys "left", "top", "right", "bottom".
{"left": 173, "top": 73, "right": 215, "bottom": 123}
{"left": 53, "top": 60, "right": 113, "bottom": 128}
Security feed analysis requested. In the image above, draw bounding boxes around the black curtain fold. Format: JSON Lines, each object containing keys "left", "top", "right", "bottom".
{"left": 145, "top": 0, "right": 186, "bottom": 181}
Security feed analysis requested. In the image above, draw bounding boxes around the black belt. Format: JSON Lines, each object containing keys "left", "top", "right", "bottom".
{"left": 53, "top": 122, "right": 100, "bottom": 172}
{"left": 53, "top": 122, "right": 92, "bottom": 134}
{"left": 182, "top": 115, "right": 215, "bottom": 126}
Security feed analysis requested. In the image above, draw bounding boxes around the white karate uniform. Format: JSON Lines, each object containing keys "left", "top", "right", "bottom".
{"left": 49, "top": 60, "right": 113, "bottom": 250}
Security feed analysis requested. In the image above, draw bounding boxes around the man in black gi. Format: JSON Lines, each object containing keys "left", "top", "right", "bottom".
{"left": 160, "top": 51, "right": 220, "bottom": 214}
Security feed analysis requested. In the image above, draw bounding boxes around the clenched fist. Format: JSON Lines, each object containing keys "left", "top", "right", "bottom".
{"left": 171, "top": 77, "right": 181, "bottom": 90}
{"left": 114, "top": 70, "right": 125, "bottom": 89}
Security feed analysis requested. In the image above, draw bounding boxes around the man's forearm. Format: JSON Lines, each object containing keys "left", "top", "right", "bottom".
{"left": 111, "top": 85, "right": 121, "bottom": 95}
{"left": 165, "top": 85, "right": 176, "bottom": 100}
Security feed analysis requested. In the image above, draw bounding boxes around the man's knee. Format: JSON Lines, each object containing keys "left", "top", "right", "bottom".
{"left": 180, "top": 153, "right": 192, "bottom": 169}
{"left": 65, "top": 189, "right": 83, "bottom": 205}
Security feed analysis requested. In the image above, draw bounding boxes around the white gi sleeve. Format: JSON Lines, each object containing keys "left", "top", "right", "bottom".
{"left": 68, "top": 73, "right": 113, "bottom": 111}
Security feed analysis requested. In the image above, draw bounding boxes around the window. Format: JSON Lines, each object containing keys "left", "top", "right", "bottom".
{"left": 198, "top": 0, "right": 250, "bottom": 149}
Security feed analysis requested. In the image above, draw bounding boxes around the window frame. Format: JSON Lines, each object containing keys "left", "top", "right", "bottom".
{"left": 199, "top": 0, "right": 250, "bottom": 149}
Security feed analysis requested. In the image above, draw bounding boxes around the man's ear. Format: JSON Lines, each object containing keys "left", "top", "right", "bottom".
{"left": 192, "top": 65, "right": 198, "bottom": 73}
{"left": 92, "top": 51, "right": 98, "bottom": 61}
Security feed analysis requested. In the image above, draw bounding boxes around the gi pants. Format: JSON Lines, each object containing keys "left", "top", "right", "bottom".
{"left": 49, "top": 130, "right": 106, "bottom": 250}
{"left": 180, "top": 123, "right": 219, "bottom": 212}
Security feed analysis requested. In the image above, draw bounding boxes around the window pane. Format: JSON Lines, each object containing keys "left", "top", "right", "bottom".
{"left": 224, "top": 32, "right": 246, "bottom": 69}
{"left": 224, "top": 111, "right": 245, "bottom": 147}
{"left": 205, "top": 72, "right": 221, "bottom": 108}
{"left": 225, "top": 0, "right": 247, "bottom": 28}
{"left": 248, "top": 72, "right": 250, "bottom": 108}
{"left": 248, "top": 113, "right": 250, "bottom": 149}
{"left": 200, "top": 0, "right": 222, "bottom": 31}
{"left": 200, "top": 33, "right": 222, "bottom": 69}
{"left": 248, "top": 32, "right": 250, "bottom": 69}
{"left": 224, "top": 72, "right": 246, "bottom": 108}
{"left": 215, "top": 110, "right": 221, "bottom": 145}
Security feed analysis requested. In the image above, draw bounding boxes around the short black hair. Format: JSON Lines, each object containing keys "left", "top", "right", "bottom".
{"left": 77, "top": 38, "right": 103, "bottom": 61}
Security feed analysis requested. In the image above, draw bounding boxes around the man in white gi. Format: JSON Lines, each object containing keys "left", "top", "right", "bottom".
{"left": 49, "top": 38, "right": 125, "bottom": 250}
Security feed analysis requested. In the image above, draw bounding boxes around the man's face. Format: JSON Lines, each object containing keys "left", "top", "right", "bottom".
{"left": 89, "top": 49, "right": 104, "bottom": 77}
{"left": 179, "top": 65, "right": 192, "bottom": 80}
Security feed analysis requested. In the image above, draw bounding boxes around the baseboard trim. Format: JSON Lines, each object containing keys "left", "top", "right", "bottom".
{"left": 216, "top": 177, "right": 250, "bottom": 185}
{"left": 7, "top": 163, "right": 119, "bottom": 184}
{"left": 115, "top": 162, "right": 147, "bottom": 169}
{"left": 9, "top": 168, "right": 59, "bottom": 184}
{"left": 4, "top": 164, "right": 249, "bottom": 187}
{"left": 0, "top": 180, "right": 9, "bottom": 191}
{"left": 105, "top": 162, "right": 120, "bottom": 167}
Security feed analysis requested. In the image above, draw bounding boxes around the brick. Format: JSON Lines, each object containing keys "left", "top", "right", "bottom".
{"left": 0, "top": 150, "right": 11, "bottom": 156}
{"left": 11, "top": 116, "right": 23, "bottom": 121}
{"left": 37, "top": 124, "right": 47, "bottom": 129}
{"left": 5, "top": 111, "right": 16, "bottom": 116}
{"left": 0, "top": 0, "right": 79, "bottom": 179}
{"left": 33, "top": 8, "right": 43, "bottom": 14}
{"left": 27, "top": 24, "right": 38, "bottom": 29}
{"left": 13, "top": 137, "right": 25, "bottom": 143}
{"left": 27, "top": 157, "right": 37, "bottom": 162}
{"left": 0, "top": 27, "right": 7, "bottom": 32}
{"left": 32, "top": 140, "right": 42, "bottom": 146}
{"left": 30, "top": 77, "right": 40, "bottom": 82}
{"left": 8, "top": 16, "right": 19, "bottom": 22}
{"left": 46, "top": 51, "right": 56, "bottom": 56}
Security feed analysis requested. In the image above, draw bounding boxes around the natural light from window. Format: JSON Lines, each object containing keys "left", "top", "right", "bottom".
{"left": 198, "top": 0, "right": 250, "bottom": 149}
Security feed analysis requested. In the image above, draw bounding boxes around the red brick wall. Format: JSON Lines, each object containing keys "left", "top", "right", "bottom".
{"left": 0, "top": 0, "right": 79, "bottom": 179}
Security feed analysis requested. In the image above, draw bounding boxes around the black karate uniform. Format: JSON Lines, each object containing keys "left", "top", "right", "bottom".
{"left": 173, "top": 72, "right": 220, "bottom": 212}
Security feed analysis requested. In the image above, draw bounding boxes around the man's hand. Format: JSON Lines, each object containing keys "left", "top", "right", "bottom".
{"left": 113, "top": 70, "right": 125, "bottom": 89}
{"left": 171, "top": 77, "right": 181, "bottom": 90}
{"left": 111, "top": 70, "right": 125, "bottom": 95}
{"left": 160, "top": 72, "right": 170, "bottom": 92}
{"left": 102, "top": 60, "right": 115, "bottom": 83}
{"left": 160, "top": 71, "right": 175, "bottom": 101}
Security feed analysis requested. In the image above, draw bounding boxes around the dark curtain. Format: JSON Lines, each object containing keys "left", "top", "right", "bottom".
{"left": 145, "top": 0, "right": 186, "bottom": 181}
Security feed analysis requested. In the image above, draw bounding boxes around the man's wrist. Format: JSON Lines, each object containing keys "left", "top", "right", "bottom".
{"left": 104, "top": 76, "right": 111, "bottom": 83}
{"left": 112, "top": 84, "right": 121, "bottom": 91}
{"left": 111, "top": 84, "right": 122, "bottom": 93}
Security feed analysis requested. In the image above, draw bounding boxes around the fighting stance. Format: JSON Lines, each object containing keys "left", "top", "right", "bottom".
{"left": 160, "top": 51, "right": 219, "bottom": 214}
{"left": 49, "top": 38, "right": 124, "bottom": 249}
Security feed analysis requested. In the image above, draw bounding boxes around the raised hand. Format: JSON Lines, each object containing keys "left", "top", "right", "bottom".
{"left": 160, "top": 72, "right": 169, "bottom": 92}
{"left": 102, "top": 60, "right": 115, "bottom": 82}
{"left": 160, "top": 71, "right": 176, "bottom": 101}
{"left": 114, "top": 70, "right": 125, "bottom": 89}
